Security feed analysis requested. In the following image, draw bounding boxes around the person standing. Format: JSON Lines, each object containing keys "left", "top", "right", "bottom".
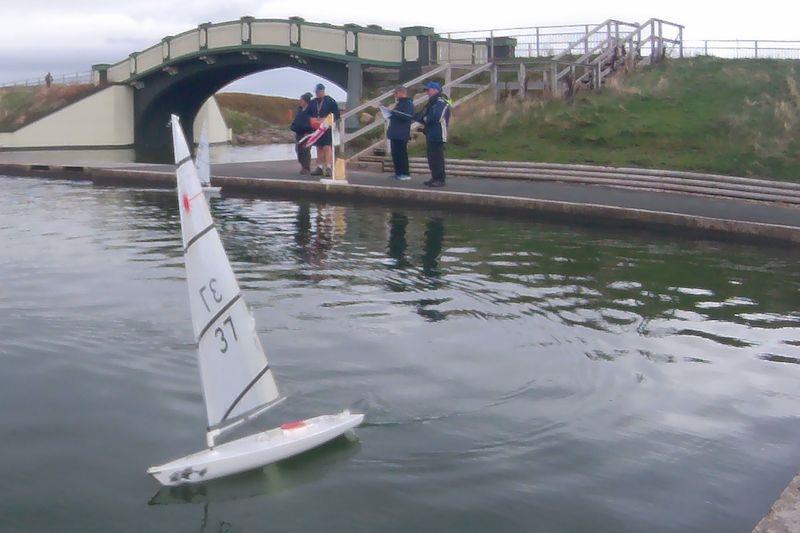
{"left": 386, "top": 86, "right": 414, "bottom": 181}
{"left": 290, "top": 93, "right": 314, "bottom": 174}
{"left": 414, "top": 82, "right": 451, "bottom": 187}
{"left": 307, "top": 83, "right": 340, "bottom": 177}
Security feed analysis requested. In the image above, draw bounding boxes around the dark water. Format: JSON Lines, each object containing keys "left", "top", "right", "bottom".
{"left": 1, "top": 176, "right": 799, "bottom": 532}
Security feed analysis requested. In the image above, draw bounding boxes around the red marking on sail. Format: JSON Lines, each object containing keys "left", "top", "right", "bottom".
{"left": 182, "top": 194, "right": 191, "bottom": 212}
{"left": 280, "top": 420, "right": 306, "bottom": 430}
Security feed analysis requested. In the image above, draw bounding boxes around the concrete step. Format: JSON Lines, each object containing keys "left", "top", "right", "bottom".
{"left": 375, "top": 158, "right": 800, "bottom": 205}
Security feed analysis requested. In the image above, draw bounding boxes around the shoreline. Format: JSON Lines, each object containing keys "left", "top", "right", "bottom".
{"left": 2, "top": 160, "right": 799, "bottom": 247}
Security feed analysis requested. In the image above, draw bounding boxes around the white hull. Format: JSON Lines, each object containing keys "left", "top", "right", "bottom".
{"left": 147, "top": 411, "right": 363, "bottom": 486}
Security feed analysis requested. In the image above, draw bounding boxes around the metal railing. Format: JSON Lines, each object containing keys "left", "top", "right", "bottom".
{"left": 339, "top": 62, "right": 493, "bottom": 160}
{"left": 0, "top": 71, "right": 93, "bottom": 89}
{"left": 443, "top": 23, "right": 609, "bottom": 59}
{"left": 682, "top": 39, "right": 800, "bottom": 59}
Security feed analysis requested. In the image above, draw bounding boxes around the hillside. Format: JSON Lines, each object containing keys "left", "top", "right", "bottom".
{"left": 438, "top": 57, "right": 800, "bottom": 181}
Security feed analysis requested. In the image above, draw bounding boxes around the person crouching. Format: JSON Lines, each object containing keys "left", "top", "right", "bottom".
{"left": 387, "top": 86, "right": 414, "bottom": 181}
{"left": 290, "top": 93, "right": 313, "bottom": 174}
{"left": 307, "top": 83, "right": 341, "bottom": 178}
{"left": 414, "top": 82, "right": 451, "bottom": 187}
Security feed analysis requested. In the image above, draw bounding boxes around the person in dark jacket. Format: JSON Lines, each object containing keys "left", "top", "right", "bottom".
{"left": 290, "top": 93, "right": 314, "bottom": 174}
{"left": 306, "top": 83, "right": 341, "bottom": 177}
{"left": 414, "top": 81, "right": 451, "bottom": 187}
{"left": 387, "top": 86, "right": 414, "bottom": 181}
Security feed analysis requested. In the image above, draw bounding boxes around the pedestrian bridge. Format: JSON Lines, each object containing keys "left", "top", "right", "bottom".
{"left": 95, "top": 18, "right": 488, "bottom": 85}
{"left": 88, "top": 17, "right": 488, "bottom": 160}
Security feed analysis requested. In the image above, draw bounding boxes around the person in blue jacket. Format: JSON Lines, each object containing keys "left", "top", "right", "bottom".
{"left": 387, "top": 85, "right": 414, "bottom": 181}
{"left": 306, "top": 83, "right": 341, "bottom": 177}
{"left": 290, "top": 93, "right": 313, "bottom": 174}
{"left": 414, "top": 81, "right": 451, "bottom": 187}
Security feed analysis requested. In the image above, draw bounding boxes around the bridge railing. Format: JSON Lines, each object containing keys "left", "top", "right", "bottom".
{"left": 0, "top": 71, "right": 93, "bottom": 89}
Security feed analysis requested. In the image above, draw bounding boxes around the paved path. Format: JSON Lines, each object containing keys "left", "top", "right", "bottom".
{"left": 113, "top": 160, "right": 800, "bottom": 229}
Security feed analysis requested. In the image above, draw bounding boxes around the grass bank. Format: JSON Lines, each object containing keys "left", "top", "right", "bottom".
{"left": 215, "top": 92, "right": 297, "bottom": 134}
{"left": 0, "top": 84, "right": 97, "bottom": 132}
{"left": 434, "top": 57, "right": 800, "bottom": 181}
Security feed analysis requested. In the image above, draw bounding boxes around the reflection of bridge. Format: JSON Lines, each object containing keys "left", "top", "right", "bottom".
{"left": 92, "top": 18, "right": 489, "bottom": 160}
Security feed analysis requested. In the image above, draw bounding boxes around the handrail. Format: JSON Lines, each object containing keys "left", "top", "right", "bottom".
{"left": 340, "top": 64, "right": 450, "bottom": 121}
{"left": 343, "top": 62, "right": 493, "bottom": 161}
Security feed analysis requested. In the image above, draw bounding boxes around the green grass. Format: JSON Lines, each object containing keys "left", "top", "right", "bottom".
{"left": 427, "top": 57, "right": 800, "bottom": 181}
{"left": 220, "top": 108, "right": 269, "bottom": 135}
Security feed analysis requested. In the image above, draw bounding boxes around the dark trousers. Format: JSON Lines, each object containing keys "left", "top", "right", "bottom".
{"left": 426, "top": 141, "right": 446, "bottom": 183}
{"left": 295, "top": 133, "right": 311, "bottom": 171}
{"left": 390, "top": 139, "right": 409, "bottom": 176}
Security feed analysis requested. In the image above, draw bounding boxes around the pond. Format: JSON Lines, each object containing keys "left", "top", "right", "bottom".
{"left": 1, "top": 176, "right": 799, "bottom": 532}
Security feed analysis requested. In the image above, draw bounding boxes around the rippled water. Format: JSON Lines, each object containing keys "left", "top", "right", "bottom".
{"left": 1, "top": 176, "right": 799, "bottom": 532}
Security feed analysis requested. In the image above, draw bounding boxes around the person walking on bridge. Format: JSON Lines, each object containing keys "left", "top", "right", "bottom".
{"left": 290, "top": 93, "right": 314, "bottom": 174}
{"left": 307, "top": 83, "right": 341, "bottom": 178}
{"left": 415, "top": 81, "right": 451, "bottom": 187}
{"left": 387, "top": 86, "right": 414, "bottom": 181}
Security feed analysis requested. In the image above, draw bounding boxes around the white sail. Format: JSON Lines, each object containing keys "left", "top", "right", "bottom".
{"left": 171, "top": 115, "right": 280, "bottom": 433}
{"left": 195, "top": 121, "right": 211, "bottom": 187}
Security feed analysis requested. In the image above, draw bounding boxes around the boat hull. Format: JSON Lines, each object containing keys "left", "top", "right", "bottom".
{"left": 147, "top": 411, "right": 364, "bottom": 486}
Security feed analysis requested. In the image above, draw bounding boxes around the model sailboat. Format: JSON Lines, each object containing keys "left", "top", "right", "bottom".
{"left": 147, "top": 115, "right": 363, "bottom": 487}
{"left": 195, "top": 122, "right": 221, "bottom": 194}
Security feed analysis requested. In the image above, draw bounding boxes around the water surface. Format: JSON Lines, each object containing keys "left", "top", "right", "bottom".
{"left": 1, "top": 176, "right": 799, "bottom": 532}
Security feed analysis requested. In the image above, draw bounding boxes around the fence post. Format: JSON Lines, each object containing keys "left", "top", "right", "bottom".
{"left": 339, "top": 119, "right": 347, "bottom": 159}
{"left": 584, "top": 25, "right": 590, "bottom": 55}
{"left": 447, "top": 33, "right": 451, "bottom": 63}
{"left": 536, "top": 27, "right": 540, "bottom": 57}
{"left": 489, "top": 30, "right": 495, "bottom": 60}
{"left": 704, "top": 40, "right": 708, "bottom": 56}
{"left": 754, "top": 40, "right": 759, "bottom": 58}
{"left": 678, "top": 26, "right": 684, "bottom": 58}
{"left": 445, "top": 64, "right": 452, "bottom": 86}
{"left": 518, "top": 62, "right": 526, "bottom": 99}
{"left": 491, "top": 62, "right": 499, "bottom": 102}
{"left": 551, "top": 62, "right": 558, "bottom": 97}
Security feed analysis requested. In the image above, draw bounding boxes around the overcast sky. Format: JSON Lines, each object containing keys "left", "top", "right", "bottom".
{"left": 1, "top": 0, "right": 797, "bottom": 97}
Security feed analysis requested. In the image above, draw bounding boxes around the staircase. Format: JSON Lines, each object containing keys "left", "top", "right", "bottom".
{"left": 339, "top": 62, "right": 493, "bottom": 161}
{"left": 493, "top": 18, "right": 683, "bottom": 98}
{"left": 343, "top": 18, "right": 684, "bottom": 161}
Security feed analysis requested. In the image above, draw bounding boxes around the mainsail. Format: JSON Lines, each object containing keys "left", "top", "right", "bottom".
{"left": 195, "top": 121, "right": 211, "bottom": 187}
{"left": 171, "top": 114, "right": 280, "bottom": 434}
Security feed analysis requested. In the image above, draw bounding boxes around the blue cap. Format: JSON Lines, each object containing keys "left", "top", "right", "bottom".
{"left": 315, "top": 83, "right": 326, "bottom": 91}
{"left": 424, "top": 81, "right": 442, "bottom": 91}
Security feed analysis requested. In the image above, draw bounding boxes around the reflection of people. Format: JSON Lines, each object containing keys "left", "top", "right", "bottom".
{"left": 44, "top": 72, "right": 53, "bottom": 88}
{"left": 290, "top": 93, "right": 314, "bottom": 174}
{"left": 307, "top": 83, "right": 341, "bottom": 178}
{"left": 387, "top": 212, "right": 410, "bottom": 268}
{"left": 387, "top": 86, "right": 414, "bottom": 181}
{"left": 421, "top": 217, "right": 444, "bottom": 277}
{"left": 414, "top": 82, "right": 451, "bottom": 188}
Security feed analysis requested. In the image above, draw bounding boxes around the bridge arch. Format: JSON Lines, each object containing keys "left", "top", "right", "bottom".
{"left": 133, "top": 53, "right": 349, "bottom": 161}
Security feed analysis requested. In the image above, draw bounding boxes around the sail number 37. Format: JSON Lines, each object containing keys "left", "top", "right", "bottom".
{"left": 199, "top": 278, "right": 238, "bottom": 354}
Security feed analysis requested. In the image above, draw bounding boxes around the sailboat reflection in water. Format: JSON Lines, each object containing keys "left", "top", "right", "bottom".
{"left": 146, "top": 115, "right": 363, "bottom": 487}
